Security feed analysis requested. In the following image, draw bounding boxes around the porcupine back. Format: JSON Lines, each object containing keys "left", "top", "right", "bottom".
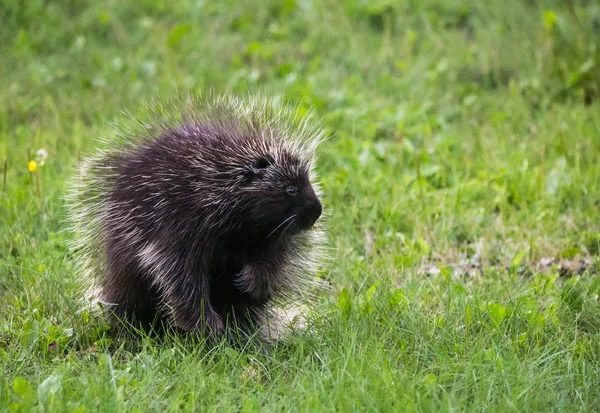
{"left": 66, "top": 93, "right": 328, "bottom": 336}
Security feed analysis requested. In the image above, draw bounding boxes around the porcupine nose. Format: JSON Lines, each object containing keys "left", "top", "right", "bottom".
{"left": 303, "top": 199, "right": 322, "bottom": 230}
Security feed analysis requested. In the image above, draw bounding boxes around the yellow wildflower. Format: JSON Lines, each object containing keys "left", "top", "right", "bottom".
{"left": 28, "top": 160, "right": 38, "bottom": 172}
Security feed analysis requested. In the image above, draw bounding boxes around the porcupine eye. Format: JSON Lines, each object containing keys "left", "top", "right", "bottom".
{"left": 286, "top": 186, "right": 298, "bottom": 195}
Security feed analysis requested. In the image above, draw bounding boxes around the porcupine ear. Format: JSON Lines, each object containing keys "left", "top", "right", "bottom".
{"left": 243, "top": 154, "right": 275, "bottom": 183}
{"left": 252, "top": 154, "right": 275, "bottom": 170}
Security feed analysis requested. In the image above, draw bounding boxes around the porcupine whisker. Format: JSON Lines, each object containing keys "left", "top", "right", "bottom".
{"left": 278, "top": 215, "right": 297, "bottom": 240}
{"left": 267, "top": 214, "right": 298, "bottom": 239}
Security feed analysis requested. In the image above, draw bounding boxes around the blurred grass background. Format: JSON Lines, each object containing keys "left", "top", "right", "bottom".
{"left": 1, "top": 0, "right": 600, "bottom": 411}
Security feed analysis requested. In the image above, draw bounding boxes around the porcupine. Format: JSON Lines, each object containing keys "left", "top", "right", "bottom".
{"left": 67, "top": 93, "right": 327, "bottom": 338}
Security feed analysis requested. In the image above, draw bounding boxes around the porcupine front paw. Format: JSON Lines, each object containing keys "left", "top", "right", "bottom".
{"left": 236, "top": 264, "right": 275, "bottom": 302}
{"left": 172, "top": 306, "right": 224, "bottom": 336}
{"left": 206, "top": 311, "right": 224, "bottom": 335}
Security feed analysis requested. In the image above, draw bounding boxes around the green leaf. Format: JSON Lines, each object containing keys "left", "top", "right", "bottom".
{"left": 246, "top": 41, "right": 262, "bottom": 55}
{"left": 488, "top": 303, "right": 507, "bottom": 326}
{"left": 465, "top": 304, "right": 473, "bottom": 326}
{"left": 422, "top": 373, "right": 437, "bottom": 384}
{"left": 366, "top": 283, "right": 378, "bottom": 301}
{"left": 542, "top": 10, "right": 557, "bottom": 30}
{"left": 167, "top": 24, "right": 191, "bottom": 48}
{"left": 415, "top": 237, "right": 430, "bottom": 256}
{"left": 38, "top": 374, "right": 61, "bottom": 403}
{"left": 389, "top": 288, "right": 407, "bottom": 306}
{"left": 13, "top": 378, "right": 33, "bottom": 399}
{"left": 578, "top": 59, "right": 595, "bottom": 75}
{"left": 510, "top": 249, "right": 528, "bottom": 272}
{"left": 337, "top": 288, "right": 352, "bottom": 316}
{"left": 224, "top": 347, "right": 239, "bottom": 362}
{"left": 280, "top": 0, "right": 297, "bottom": 15}
{"left": 559, "top": 246, "right": 580, "bottom": 259}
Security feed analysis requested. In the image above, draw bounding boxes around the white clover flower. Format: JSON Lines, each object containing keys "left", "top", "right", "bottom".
{"left": 35, "top": 148, "right": 48, "bottom": 166}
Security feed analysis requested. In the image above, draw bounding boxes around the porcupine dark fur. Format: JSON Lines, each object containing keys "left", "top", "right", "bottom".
{"left": 67, "top": 93, "right": 327, "bottom": 338}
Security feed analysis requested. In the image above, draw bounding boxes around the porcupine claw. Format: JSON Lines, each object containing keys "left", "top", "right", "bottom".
{"left": 207, "top": 312, "right": 225, "bottom": 336}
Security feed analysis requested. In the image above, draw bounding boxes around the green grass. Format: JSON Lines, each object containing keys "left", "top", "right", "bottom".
{"left": 1, "top": 0, "right": 600, "bottom": 411}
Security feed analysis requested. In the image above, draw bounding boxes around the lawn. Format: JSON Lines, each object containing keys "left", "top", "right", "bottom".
{"left": 1, "top": 0, "right": 600, "bottom": 411}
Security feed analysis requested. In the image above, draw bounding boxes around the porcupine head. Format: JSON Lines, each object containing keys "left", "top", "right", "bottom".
{"left": 67, "top": 93, "right": 328, "bottom": 340}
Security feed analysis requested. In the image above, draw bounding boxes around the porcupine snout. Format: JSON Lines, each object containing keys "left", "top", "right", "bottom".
{"left": 299, "top": 186, "right": 322, "bottom": 230}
